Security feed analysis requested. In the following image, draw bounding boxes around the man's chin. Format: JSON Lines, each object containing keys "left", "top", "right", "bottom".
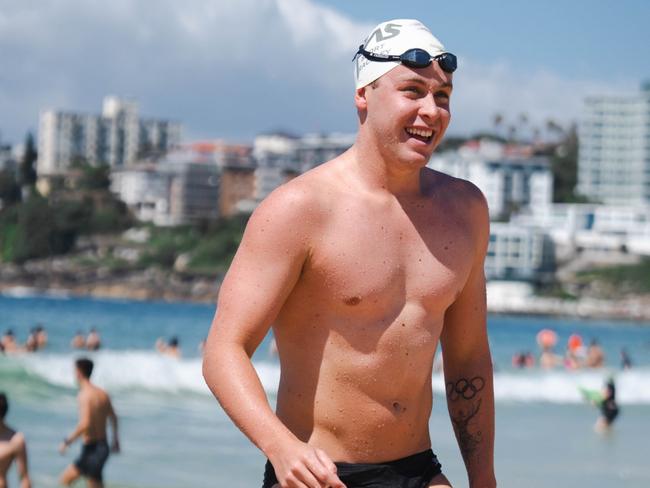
{"left": 400, "top": 148, "right": 433, "bottom": 167}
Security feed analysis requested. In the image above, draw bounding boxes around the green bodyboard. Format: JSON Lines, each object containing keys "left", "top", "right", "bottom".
{"left": 579, "top": 387, "right": 603, "bottom": 404}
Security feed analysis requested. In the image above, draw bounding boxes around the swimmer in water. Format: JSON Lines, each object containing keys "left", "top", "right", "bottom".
{"left": 156, "top": 336, "right": 182, "bottom": 359}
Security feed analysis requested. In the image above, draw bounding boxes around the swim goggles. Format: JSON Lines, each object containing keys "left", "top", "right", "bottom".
{"left": 354, "top": 46, "right": 457, "bottom": 73}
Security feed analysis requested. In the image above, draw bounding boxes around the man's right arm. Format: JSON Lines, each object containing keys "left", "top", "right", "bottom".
{"left": 60, "top": 394, "right": 90, "bottom": 453}
{"left": 202, "top": 185, "right": 344, "bottom": 488}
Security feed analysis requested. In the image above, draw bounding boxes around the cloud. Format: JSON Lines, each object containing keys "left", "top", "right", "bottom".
{"left": 0, "top": 0, "right": 638, "bottom": 145}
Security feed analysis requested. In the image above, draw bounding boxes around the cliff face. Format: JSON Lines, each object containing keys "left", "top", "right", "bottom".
{"left": 3, "top": 254, "right": 650, "bottom": 321}
{"left": 0, "top": 259, "right": 221, "bottom": 304}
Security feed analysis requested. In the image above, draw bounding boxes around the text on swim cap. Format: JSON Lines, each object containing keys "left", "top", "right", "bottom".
{"left": 364, "top": 23, "right": 402, "bottom": 47}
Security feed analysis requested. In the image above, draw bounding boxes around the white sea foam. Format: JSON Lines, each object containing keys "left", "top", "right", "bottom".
{"left": 1, "top": 286, "right": 71, "bottom": 299}
{"left": 9, "top": 351, "right": 650, "bottom": 404}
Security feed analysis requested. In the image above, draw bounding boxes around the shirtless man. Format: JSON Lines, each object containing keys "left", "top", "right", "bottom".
{"left": 0, "top": 393, "right": 31, "bottom": 488}
{"left": 203, "top": 19, "right": 495, "bottom": 488}
{"left": 59, "top": 358, "right": 119, "bottom": 488}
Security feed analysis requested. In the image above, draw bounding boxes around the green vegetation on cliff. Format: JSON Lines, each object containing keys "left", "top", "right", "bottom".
{"left": 0, "top": 161, "right": 132, "bottom": 264}
{"left": 576, "top": 258, "right": 650, "bottom": 295}
{"left": 138, "top": 215, "right": 248, "bottom": 274}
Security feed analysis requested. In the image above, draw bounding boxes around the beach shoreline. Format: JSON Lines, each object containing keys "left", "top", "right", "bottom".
{"left": 2, "top": 262, "right": 650, "bottom": 322}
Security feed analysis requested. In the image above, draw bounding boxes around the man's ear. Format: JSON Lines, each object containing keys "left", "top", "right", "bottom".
{"left": 354, "top": 86, "right": 368, "bottom": 111}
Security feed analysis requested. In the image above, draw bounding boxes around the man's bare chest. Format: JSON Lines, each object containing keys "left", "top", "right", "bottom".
{"left": 304, "top": 206, "right": 474, "bottom": 315}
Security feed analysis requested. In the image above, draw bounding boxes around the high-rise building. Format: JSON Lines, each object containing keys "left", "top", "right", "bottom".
{"left": 577, "top": 83, "right": 650, "bottom": 205}
{"left": 38, "top": 96, "right": 181, "bottom": 175}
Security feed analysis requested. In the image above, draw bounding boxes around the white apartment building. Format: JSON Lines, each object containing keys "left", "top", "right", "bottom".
{"left": 110, "top": 165, "right": 172, "bottom": 225}
{"left": 38, "top": 96, "right": 181, "bottom": 175}
{"left": 252, "top": 132, "right": 355, "bottom": 201}
{"left": 577, "top": 83, "right": 650, "bottom": 205}
{"left": 428, "top": 139, "right": 553, "bottom": 218}
{"left": 295, "top": 133, "right": 356, "bottom": 173}
{"left": 486, "top": 222, "right": 555, "bottom": 282}
{"left": 512, "top": 203, "right": 650, "bottom": 256}
{"left": 111, "top": 148, "right": 219, "bottom": 226}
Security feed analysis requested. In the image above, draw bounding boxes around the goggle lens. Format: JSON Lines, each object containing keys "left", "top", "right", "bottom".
{"left": 437, "top": 53, "right": 457, "bottom": 73}
{"left": 400, "top": 49, "right": 457, "bottom": 73}
{"left": 400, "top": 49, "right": 433, "bottom": 69}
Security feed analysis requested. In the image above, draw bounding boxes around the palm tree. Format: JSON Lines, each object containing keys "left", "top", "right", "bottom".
{"left": 493, "top": 113, "right": 504, "bottom": 139}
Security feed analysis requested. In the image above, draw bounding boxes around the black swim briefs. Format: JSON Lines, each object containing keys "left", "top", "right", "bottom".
{"left": 74, "top": 439, "right": 110, "bottom": 482}
{"left": 262, "top": 449, "right": 442, "bottom": 488}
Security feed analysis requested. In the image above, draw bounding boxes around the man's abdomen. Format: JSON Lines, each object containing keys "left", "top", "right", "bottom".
{"left": 275, "top": 338, "right": 438, "bottom": 463}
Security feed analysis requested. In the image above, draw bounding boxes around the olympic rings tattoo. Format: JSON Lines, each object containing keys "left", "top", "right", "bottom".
{"left": 446, "top": 376, "right": 485, "bottom": 401}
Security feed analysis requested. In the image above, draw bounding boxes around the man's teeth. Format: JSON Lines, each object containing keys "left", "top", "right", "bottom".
{"left": 406, "top": 128, "right": 433, "bottom": 138}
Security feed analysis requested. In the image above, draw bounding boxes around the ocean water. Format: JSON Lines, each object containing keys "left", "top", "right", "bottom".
{"left": 1, "top": 295, "right": 650, "bottom": 487}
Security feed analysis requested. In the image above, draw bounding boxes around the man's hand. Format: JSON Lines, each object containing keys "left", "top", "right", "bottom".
{"left": 58, "top": 440, "right": 68, "bottom": 455}
{"left": 269, "top": 440, "right": 346, "bottom": 488}
{"left": 111, "top": 439, "right": 120, "bottom": 454}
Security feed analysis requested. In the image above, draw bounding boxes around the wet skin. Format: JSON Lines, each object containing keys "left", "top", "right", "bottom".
{"left": 273, "top": 163, "right": 477, "bottom": 462}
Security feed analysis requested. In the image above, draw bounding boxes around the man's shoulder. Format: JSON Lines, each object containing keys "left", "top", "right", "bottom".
{"left": 253, "top": 161, "right": 340, "bottom": 222}
{"left": 80, "top": 383, "right": 109, "bottom": 400}
{"left": 92, "top": 384, "right": 110, "bottom": 400}
{"left": 423, "top": 167, "right": 487, "bottom": 209}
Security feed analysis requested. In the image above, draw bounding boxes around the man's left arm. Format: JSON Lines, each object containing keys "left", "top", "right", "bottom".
{"left": 440, "top": 187, "right": 496, "bottom": 488}
{"left": 107, "top": 397, "right": 120, "bottom": 453}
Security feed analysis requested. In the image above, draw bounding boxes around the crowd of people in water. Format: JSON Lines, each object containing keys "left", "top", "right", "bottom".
{"left": 0, "top": 326, "right": 206, "bottom": 362}
{"left": 511, "top": 328, "right": 634, "bottom": 371}
{"left": 510, "top": 328, "right": 627, "bottom": 433}
{"left": 0, "top": 326, "right": 102, "bottom": 354}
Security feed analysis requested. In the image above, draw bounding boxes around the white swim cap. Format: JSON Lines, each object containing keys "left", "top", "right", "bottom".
{"left": 354, "top": 19, "right": 447, "bottom": 89}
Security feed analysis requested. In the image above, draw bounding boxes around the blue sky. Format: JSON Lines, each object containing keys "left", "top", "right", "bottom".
{"left": 1, "top": 0, "right": 648, "bottom": 146}
{"left": 321, "top": 0, "right": 649, "bottom": 81}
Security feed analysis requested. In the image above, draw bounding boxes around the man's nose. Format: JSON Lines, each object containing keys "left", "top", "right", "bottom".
{"left": 419, "top": 94, "right": 441, "bottom": 119}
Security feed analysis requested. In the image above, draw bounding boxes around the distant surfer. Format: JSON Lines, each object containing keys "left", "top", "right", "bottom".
{"left": 581, "top": 378, "right": 620, "bottom": 433}
{"left": 59, "top": 358, "right": 120, "bottom": 488}
{"left": 0, "top": 392, "right": 32, "bottom": 488}
{"left": 595, "top": 379, "right": 619, "bottom": 433}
